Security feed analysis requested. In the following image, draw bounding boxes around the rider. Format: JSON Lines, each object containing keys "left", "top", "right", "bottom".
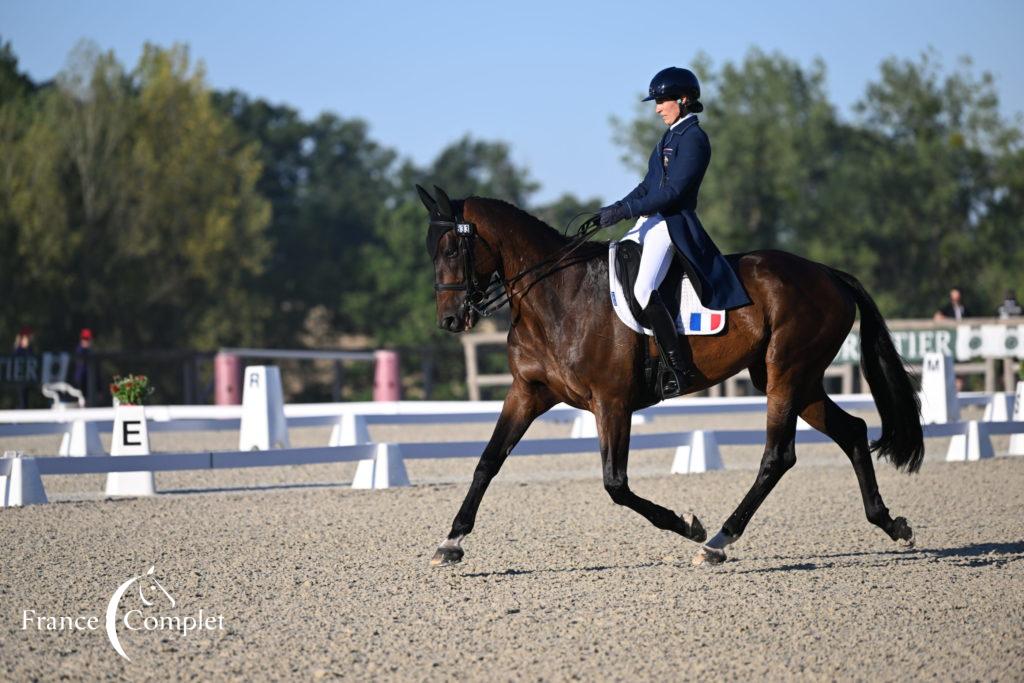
{"left": 598, "top": 67, "right": 751, "bottom": 398}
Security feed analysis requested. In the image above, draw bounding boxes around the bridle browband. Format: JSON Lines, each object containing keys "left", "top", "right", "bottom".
{"left": 428, "top": 209, "right": 604, "bottom": 319}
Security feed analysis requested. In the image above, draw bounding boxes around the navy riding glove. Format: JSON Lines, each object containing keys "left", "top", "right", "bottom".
{"left": 598, "top": 202, "right": 628, "bottom": 228}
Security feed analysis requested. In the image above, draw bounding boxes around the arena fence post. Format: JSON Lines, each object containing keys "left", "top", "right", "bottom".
{"left": 946, "top": 420, "right": 995, "bottom": 462}
{"left": 214, "top": 352, "right": 242, "bottom": 405}
{"left": 1009, "top": 381, "right": 1024, "bottom": 456}
{"left": 351, "top": 443, "right": 409, "bottom": 489}
{"left": 1, "top": 456, "right": 49, "bottom": 507}
{"left": 329, "top": 413, "right": 371, "bottom": 446}
{"left": 671, "top": 430, "right": 723, "bottom": 474}
{"left": 59, "top": 419, "right": 104, "bottom": 456}
{"left": 373, "top": 350, "right": 401, "bottom": 401}
{"left": 570, "top": 412, "right": 598, "bottom": 438}
{"left": 982, "top": 392, "right": 1011, "bottom": 421}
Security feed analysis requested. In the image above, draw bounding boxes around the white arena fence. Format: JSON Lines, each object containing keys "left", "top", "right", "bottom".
{"left": 3, "top": 416, "right": 1023, "bottom": 506}
{"left": 0, "top": 392, "right": 1001, "bottom": 439}
{"left": 2, "top": 359, "right": 1022, "bottom": 506}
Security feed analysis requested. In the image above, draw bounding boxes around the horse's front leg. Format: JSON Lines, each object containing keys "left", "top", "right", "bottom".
{"left": 431, "top": 379, "right": 555, "bottom": 566}
{"left": 597, "top": 400, "right": 706, "bottom": 543}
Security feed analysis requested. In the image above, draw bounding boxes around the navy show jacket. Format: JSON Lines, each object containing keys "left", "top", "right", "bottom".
{"left": 620, "top": 115, "right": 751, "bottom": 311}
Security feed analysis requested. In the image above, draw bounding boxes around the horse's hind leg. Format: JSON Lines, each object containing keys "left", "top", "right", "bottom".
{"left": 597, "top": 400, "right": 706, "bottom": 543}
{"left": 693, "top": 368, "right": 798, "bottom": 566}
{"left": 799, "top": 388, "right": 914, "bottom": 546}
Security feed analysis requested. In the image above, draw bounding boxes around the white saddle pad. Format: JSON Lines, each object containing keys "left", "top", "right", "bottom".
{"left": 608, "top": 239, "right": 726, "bottom": 336}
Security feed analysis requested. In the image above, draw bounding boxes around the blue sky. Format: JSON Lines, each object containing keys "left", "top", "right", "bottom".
{"left": 3, "top": 0, "right": 1022, "bottom": 204}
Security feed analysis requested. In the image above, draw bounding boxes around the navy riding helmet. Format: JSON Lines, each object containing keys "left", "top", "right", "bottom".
{"left": 643, "top": 67, "right": 703, "bottom": 112}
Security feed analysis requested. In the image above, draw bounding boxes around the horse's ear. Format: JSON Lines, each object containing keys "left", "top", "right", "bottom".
{"left": 415, "top": 184, "right": 438, "bottom": 215}
{"left": 434, "top": 185, "right": 454, "bottom": 219}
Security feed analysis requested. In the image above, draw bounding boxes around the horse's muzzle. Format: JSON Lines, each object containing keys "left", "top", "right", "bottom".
{"left": 440, "top": 315, "right": 463, "bottom": 332}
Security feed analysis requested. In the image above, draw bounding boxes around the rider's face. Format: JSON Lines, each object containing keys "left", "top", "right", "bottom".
{"left": 655, "top": 97, "right": 684, "bottom": 126}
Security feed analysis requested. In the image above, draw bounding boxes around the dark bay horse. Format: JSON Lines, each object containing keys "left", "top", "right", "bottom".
{"left": 417, "top": 186, "right": 923, "bottom": 567}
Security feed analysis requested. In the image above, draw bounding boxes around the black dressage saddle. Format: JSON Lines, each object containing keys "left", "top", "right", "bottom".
{"left": 613, "top": 240, "right": 695, "bottom": 328}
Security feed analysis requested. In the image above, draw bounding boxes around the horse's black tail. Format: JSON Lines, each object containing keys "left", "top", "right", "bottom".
{"left": 829, "top": 268, "right": 925, "bottom": 473}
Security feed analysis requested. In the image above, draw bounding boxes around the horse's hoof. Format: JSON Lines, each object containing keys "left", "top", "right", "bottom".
{"left": 430, "top": 546, "right": 464, "bottom": 567}
{"left": 691, "top": 545, "right": 727, "bottom": 566}
{"left": 681, "top": 512, "right": 706, "bottom": 543}
{"left": 891, "top": 517, "right": 914, "bottom": 548}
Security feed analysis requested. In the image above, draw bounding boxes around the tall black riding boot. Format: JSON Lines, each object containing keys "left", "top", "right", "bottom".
{"left": 643, "top": 291, "right": 692, "bottom": 399}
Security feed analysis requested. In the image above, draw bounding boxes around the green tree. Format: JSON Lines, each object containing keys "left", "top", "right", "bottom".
{"left": 215, "top": 91, "right": 399, "bottom": 343}
{"left": 1, "top": 41, "right": 271, "bottom": 351}
{"left": 818, "top": 51, "right": 1023, "bottom": 315}
{"left": 126, "top": 44, "right": 271, "bottom": 347}
{"left": 401, "top": 135, "right": 539, "bottom": 205}
{"left": 0, "top": 41, "right": 42, "bottom": 339}
{"left": 533, "top": 192, "right": 603, "bottom": 234}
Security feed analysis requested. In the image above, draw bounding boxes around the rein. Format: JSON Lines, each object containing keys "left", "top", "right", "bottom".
{"left": 431, "top": 213, "right": 605, "bottom": 318}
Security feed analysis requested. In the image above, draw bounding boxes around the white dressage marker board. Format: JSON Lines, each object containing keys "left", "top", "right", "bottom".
{"left": 919, "top": 352, "right": 959, "bottom": 424}
{"left": 105, "top": 404, "right": 156, "bottom": 497}
{"left": 239, "top": 366, "right": 290, "bottom": 450}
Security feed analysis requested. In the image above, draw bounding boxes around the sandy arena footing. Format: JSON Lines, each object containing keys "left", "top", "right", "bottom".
{"left": 1, "top": 413, "right": 1022, "bottom": 680}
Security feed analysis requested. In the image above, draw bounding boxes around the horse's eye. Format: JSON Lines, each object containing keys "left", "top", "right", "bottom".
{"left": 444, "top": 246, "right": 458, "bottom": 258}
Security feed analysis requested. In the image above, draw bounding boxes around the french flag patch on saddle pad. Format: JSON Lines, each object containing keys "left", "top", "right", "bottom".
{"left": 608, "top": 240, "right": 727, "bottom": 336}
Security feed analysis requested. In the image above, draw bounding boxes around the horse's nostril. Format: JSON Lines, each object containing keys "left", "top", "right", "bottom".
{"left": 440, "top": 316, "right": 457, "bottom": 331}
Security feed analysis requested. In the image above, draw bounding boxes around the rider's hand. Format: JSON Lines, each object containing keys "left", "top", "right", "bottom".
{"left": 598, "top": 202, "right": 628, "bottom": 228}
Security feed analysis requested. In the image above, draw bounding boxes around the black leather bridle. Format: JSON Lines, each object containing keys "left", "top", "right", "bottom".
{"left": 428, "top": 215, "right": 505, "bottom": 318}
{"left": 427, "top": 209, "right": 603, "bottom": 319}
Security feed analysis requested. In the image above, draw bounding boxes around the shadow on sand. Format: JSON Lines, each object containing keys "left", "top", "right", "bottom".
{"left": 458, "top": 541, "right": 1024, "bottom": 578}
{"left": 461, "top": 561, "right": 665, "bottom": 578}
{"left": 159, "top": 480, "right": 352, "bottom": 496}
{"left": 733, "top": 540, "right": 1024, "bottom": 575}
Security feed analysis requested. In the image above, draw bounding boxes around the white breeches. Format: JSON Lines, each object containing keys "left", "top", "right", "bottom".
{"left": 621, "top": 214, "right": 674, "bottom": 309}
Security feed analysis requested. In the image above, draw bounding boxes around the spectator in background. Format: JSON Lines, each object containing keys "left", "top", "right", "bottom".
{"left": 12, "top": 326, "right": 33, "bottom": 353}
{"left": 934, "top": 287, "right": 970, "bottom": 321}
{"left": 997, "top": 290, "right": 1022, "bottom": 319}
{"left": 12, "top": 325, "right": 35, "bottom": 408}
{"left": 72, "top": 328, "right": 93, "bottom": 395}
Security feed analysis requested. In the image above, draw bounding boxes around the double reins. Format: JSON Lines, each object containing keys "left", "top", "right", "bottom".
{"left": 431, "top": 213, "right": 605, "bottom": 318}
